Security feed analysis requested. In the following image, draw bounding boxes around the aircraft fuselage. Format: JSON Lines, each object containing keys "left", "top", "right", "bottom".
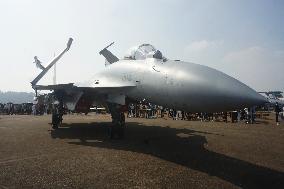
{"left": 87, "top": 58, "right": 266, "bottom": 113}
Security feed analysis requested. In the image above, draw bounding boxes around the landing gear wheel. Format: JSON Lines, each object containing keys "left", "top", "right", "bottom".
{"left": 52, "top": 124, "right": 59, "bottom": 130}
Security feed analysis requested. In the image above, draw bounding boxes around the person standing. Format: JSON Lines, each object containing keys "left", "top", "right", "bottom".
{"left": 130, "top": 103, "right": 135, "bottom": 118}
{"left": 160, "top": 106, "right": 164, "bottom": 118}
{"left": 32, "top": 104, "right": 36, "bottom": 115}
{"left": 173, "top": 109, "right": 177, "bottom": 120}
{"left": 275, "top": 102, "right": 281, "bottom": 125}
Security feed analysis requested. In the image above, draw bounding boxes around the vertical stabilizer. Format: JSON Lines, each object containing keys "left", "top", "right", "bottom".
{"left": 31, "top": 38, "right": 73, "bottom": 87}
{"left": 99, "top": 42, "right": 119, "bottom": 65}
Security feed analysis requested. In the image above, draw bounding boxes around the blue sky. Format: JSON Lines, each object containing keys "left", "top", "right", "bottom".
{"left": 0, "top": 0, "right": 283, "bottom": 92}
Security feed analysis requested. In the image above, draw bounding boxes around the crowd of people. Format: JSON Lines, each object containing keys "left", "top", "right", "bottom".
{"left": 0, "top": 102, "right": 34, "bottom": 115}
{"left": 127, "top": 101, "right": 283, "bottom": 124}
{"left": 1, "top": 99, "right": 283, "bottom": 125}
{"left": 0, "top": 94, "right": 52, "bottom": 115}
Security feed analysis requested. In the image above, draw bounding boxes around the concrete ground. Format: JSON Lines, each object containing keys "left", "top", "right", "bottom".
{"left": 0, "top": 114, "right": 283, "bottom": 189}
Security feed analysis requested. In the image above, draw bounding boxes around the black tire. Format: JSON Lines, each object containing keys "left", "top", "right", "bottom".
{"left": 52, "top": 124, "right": 58, "bottom": 129}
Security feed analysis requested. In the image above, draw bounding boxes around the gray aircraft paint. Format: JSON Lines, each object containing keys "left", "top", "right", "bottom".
{"left": 81, "top": 58, "right": 266, "bottom": 113}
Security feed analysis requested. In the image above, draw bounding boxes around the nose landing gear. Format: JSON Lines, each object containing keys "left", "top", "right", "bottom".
{"left": 108, "top": 103, "right": 126, "bottom": 139}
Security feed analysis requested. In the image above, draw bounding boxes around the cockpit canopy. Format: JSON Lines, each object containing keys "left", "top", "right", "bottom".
{"left": 124, "top": 44, "right": 165, "bottom": 60}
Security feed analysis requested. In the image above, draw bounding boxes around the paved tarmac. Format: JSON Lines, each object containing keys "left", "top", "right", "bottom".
{"left": 0, "top": 114, "right": 283, "bottom": 188}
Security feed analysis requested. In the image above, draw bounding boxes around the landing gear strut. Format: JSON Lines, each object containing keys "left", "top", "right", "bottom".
{"left": 52, "top": 100, "right": 63, "bottom": 129}
{"left": 108, "top": 103, "right": 125, "bottom": 139}
{"left": 52, "top": 112, "right": 62, "bottom": 129}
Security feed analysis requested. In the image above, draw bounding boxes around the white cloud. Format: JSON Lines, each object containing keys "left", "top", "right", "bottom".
{"left": 182, "top": 42, "right": 284, "bottom": 91}
{"left": 223, "top": 46, "right": 265, "bottom": 63}
{"left": 182, "top": 40, "right": 224, "bottom": 67}
{"left": 184, "top": 40, "right": 223, "bottom": 53}
{"left": 221, "top": 46, "right": 284, "bottom": 91}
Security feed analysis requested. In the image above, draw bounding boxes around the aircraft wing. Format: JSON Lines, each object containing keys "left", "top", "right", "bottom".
{"left": 34, "top": 83, "right": 136, "bottom": 108}
{"left": 33, "top": 83, "right": 135, "bottom": 92}
{"left": 33, "top": 83, "right": 75, "bottom": 91}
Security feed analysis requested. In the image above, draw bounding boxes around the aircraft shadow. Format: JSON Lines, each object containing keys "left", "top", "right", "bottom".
{"left": 50, "top": 122, "right": 284, "bottom": 188}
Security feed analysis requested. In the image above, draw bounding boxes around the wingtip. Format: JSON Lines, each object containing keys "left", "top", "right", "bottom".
{"left": 66, "top": 38, "right": 73, "bottom": 51}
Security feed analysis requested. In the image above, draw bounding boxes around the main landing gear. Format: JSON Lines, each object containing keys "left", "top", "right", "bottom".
{"left": 50, "top": 100, "right": 125, "bottom": 139}
{"left": 108, "top": 103, "right": 125, "bottom": 139}
{"left": 51, "top": 101, "right": 63, "bottom": 129}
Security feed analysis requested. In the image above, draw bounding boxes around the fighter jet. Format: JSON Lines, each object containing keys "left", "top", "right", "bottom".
{"left": 31, "top": 38, "right": 267, "bottom": 138}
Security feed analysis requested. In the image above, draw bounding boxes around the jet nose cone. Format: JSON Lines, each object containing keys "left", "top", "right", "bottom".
{"left": 231, "top": 83, "right": 268, "bottom": 107}
{"left": 246, "top": 90, "right": 269, "bottom": 105}
{"left": 208, "top": 80, "right": 267, "bottom": 112}
{"left": 178, "top": 62, "right": 268, "bottom": 112}
{"left": 251, "top": 93, "right": 269, "bottom": 105}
